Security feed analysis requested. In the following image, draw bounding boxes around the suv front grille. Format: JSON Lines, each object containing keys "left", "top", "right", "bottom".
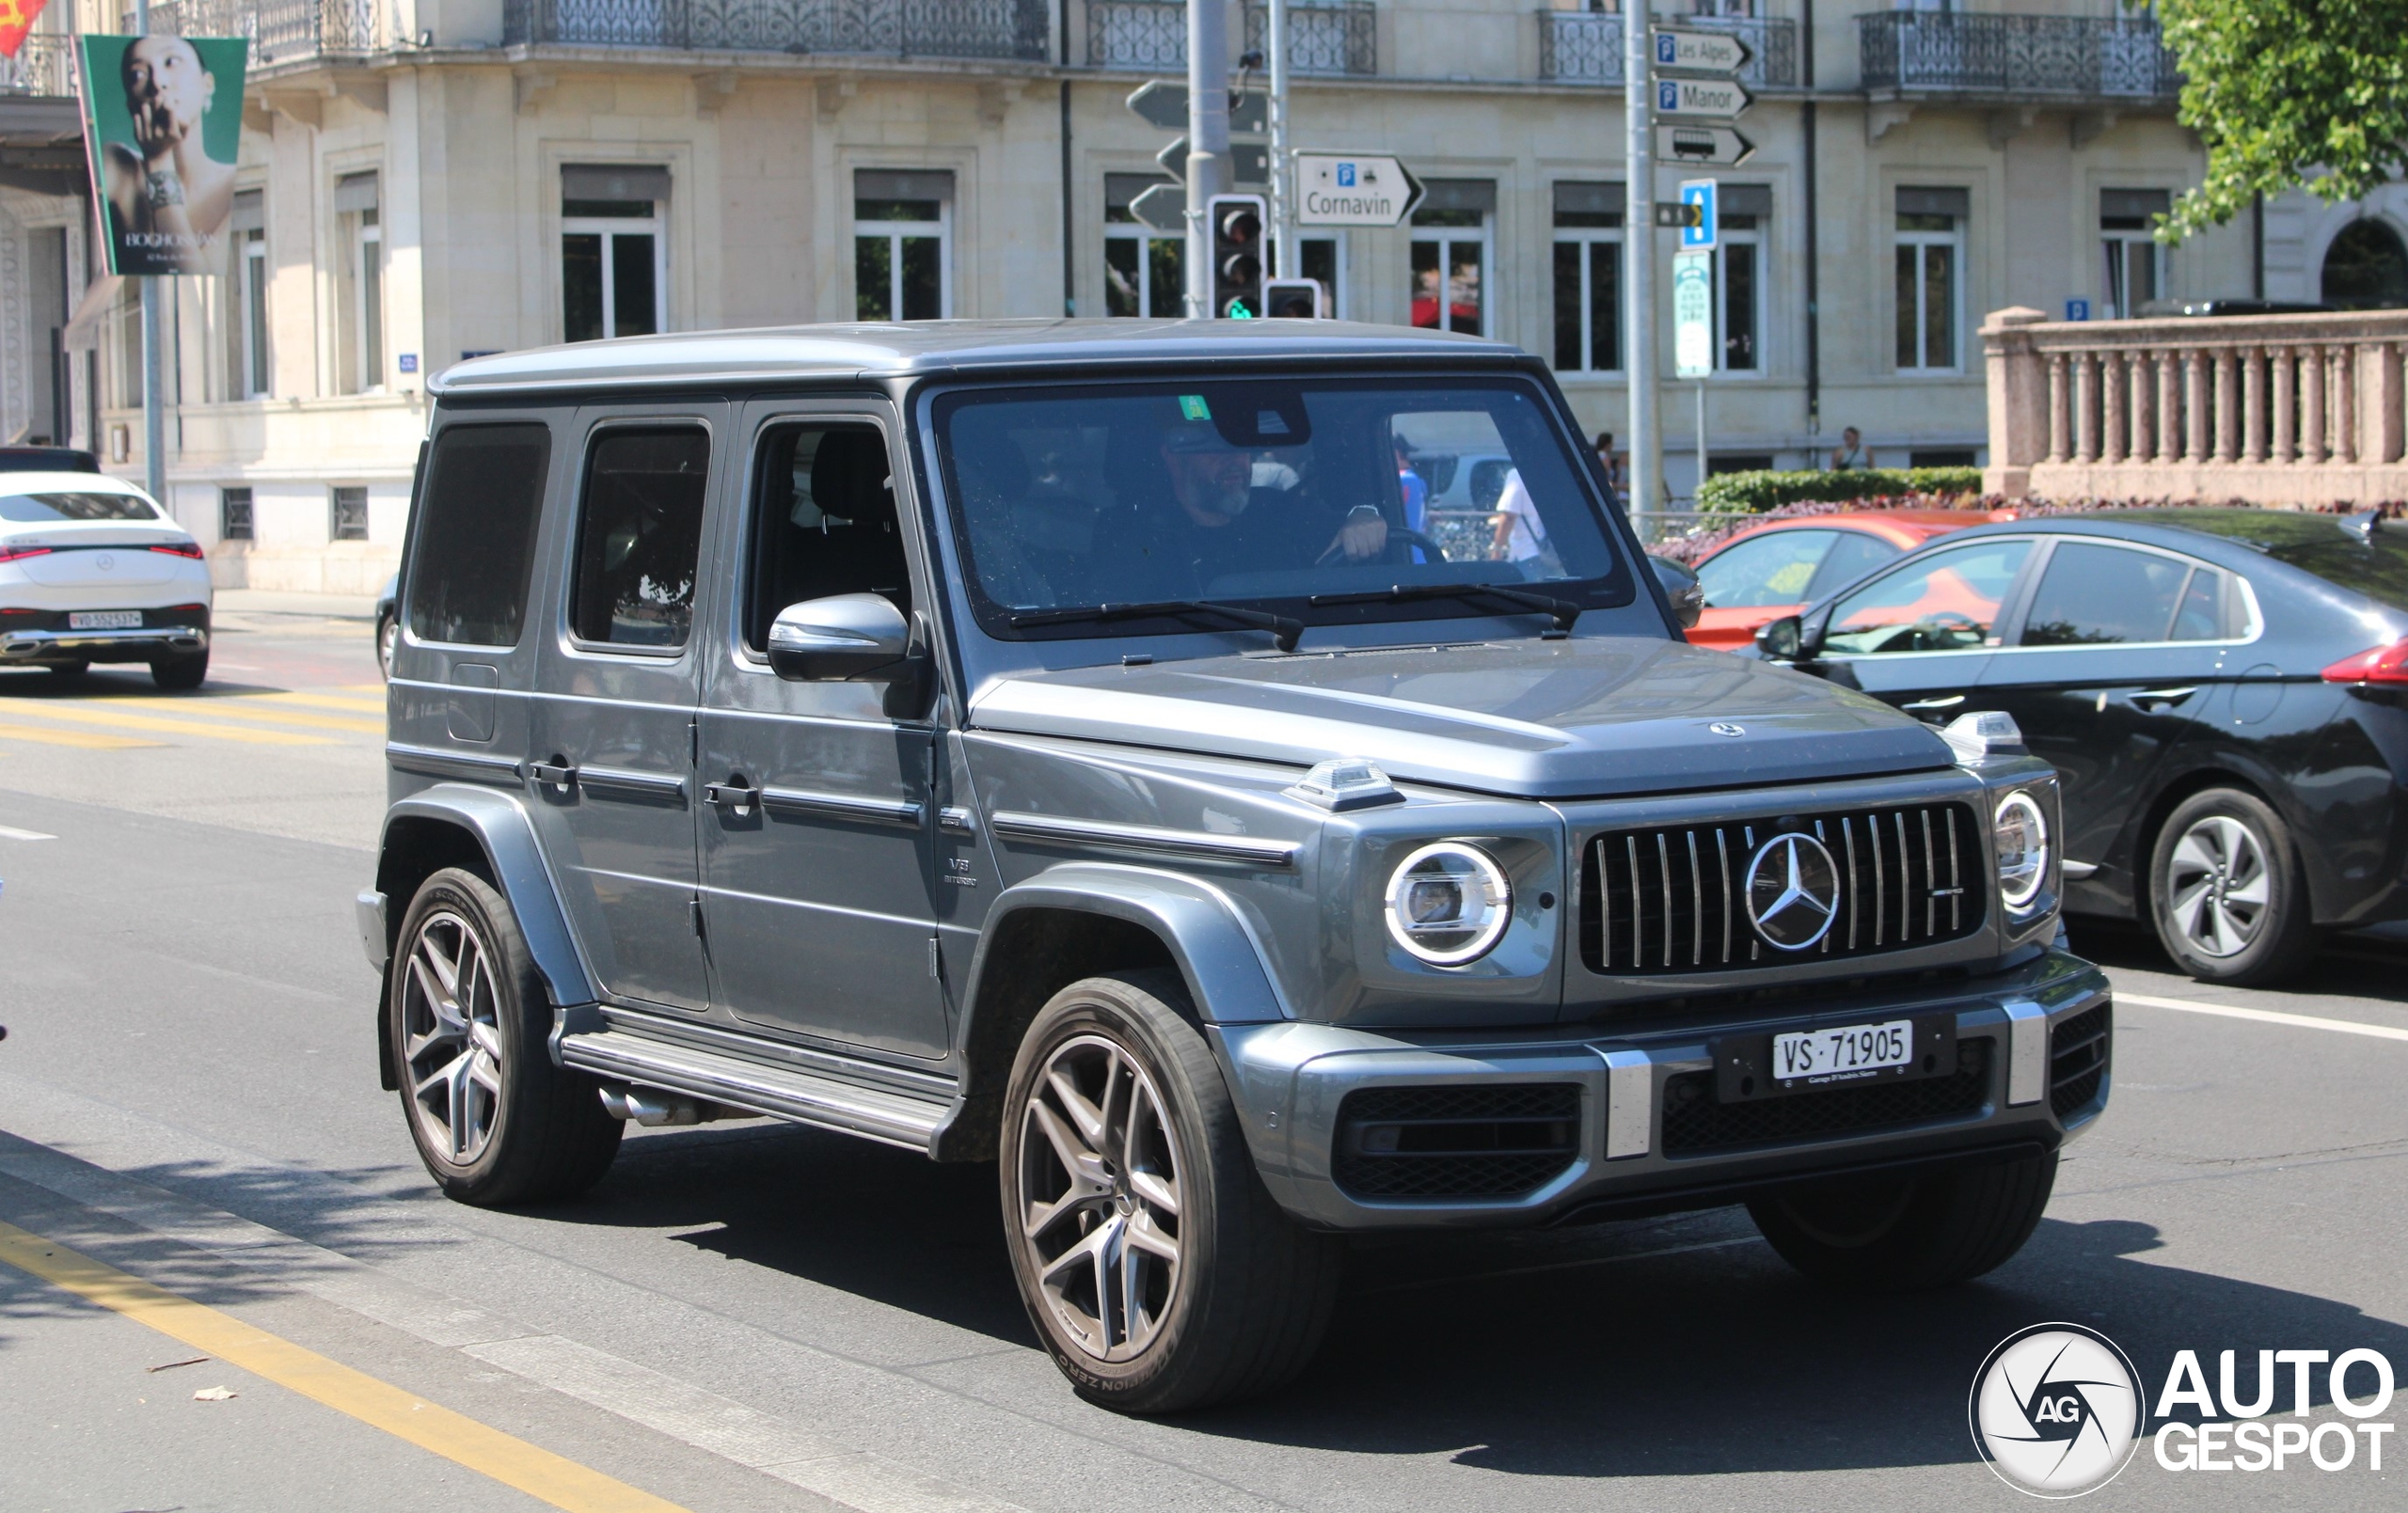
{"left": 1660, "top": 1038, "right": 1993, "bottom": 1155}
{"left": 2050, "top": 1003, "right": 2111, "bottom": 1120}
{"left": 1333, "top": 1083, "right": 1581, "bottom": 1201}
{"left": 1578, "top": 803, "right": 1987, "bottom": 975}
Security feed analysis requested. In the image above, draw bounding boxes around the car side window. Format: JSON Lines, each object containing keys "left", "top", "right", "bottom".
{"left": 743, "top": 423, "right": 912, "bottom": 652}
{"left": 1695, "top": 528, "right": 1837, "bottom": 608}
{"left": 1825, "top": 539, "right": 2032, "bottom": 654}
{"left": 1803, "top": 529, "right": 1903, "bottom": 602}
{"left": 2020, "top": 542, "right": 2193, "bottom": 647}
{"left": 569, "top": 426, "right": 710, "bottom": 649}
{"left": 2170, "top": 563, "right": 2240, "bottom": 641}
{"left": 406, "top": 422, "right": 551, "bottom": 647}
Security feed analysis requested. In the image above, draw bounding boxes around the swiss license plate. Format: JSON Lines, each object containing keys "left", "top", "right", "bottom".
{"left": 1713, "top": 1014, "right": 1955, "bottom": 1102}
{"left": 69, "top": 610, "right": 142, "bottom": 630}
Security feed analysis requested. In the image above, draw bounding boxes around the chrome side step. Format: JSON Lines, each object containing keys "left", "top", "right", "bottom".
{"left": 560, "top": 1027, "right": 954, "bottom": 1154}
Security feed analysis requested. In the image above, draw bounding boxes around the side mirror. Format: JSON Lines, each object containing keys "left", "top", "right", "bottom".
{"left": 1756, "top": 614, "right": 1804, "bottom": 661}
{"left": 1649, "top": 556, "right": 1704, "bottom": 632}
{"left": 767, "top": 593, "right": 911, "bottom": 682}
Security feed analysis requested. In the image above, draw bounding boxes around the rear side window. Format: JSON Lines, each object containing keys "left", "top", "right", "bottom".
{"left": 407, "top": 424, "right": 552, "bottom": 646}
{"left": 0, "top": 491, "right": 161, "bottom": 522}
{"left": 1804, "top": 529, "right": 1903, "bottom": 601}
{"left": 570, "top": 426, "right": 710, "bottom": 649}
{"left": 1697, "top": 528, "right": 1837, "bottom": 608}
{"left": 2021, "top": 542, "right": 2200, "bottom": 646}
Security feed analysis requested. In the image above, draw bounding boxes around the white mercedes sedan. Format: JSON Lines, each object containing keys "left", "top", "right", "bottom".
{"left": 0, "top": 473, "right": 212, "bottom": 688}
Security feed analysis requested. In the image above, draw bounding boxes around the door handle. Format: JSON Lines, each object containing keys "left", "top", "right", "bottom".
{"left": 529, "top": 757, "right": 578, "bottom": 790}
{"left": 2122, "top": 686, "right": 2198, "bottom": 711}
{"left": 704, "top": 778, "right": 761, "bottom": 814}
{"left": 1901, "top": 696, "right": 1965, "bottom": 711}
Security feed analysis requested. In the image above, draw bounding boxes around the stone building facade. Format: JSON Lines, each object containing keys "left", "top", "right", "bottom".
{"left": 0, "top": 0, "right": 2273, "bottom": 586}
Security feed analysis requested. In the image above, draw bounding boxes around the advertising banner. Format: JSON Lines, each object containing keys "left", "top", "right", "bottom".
{"left": 77, "top": 33, "right": 247, "bottom": 276}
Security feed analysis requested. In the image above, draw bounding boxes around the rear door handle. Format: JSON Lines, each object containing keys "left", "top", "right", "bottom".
{"left": 2123, "top": 686, "right": 2198, "bottom": 712}
{"left": 704, "top": 778, "right": 761, "bottom": 815}
{"left": 529, "top": 758, "right": 578, "bottom": 790}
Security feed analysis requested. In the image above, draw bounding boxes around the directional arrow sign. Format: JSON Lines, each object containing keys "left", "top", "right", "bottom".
{"left": 1155, "top": 137, "right": 1270, "bottom": 185}
{"left": 1655, "top": 76, "right": 1752, "bottom": 120}
{"left": 1125, "top": 81, "right": 1267, "bottom": 134}
{"left": 1128, "top": 182, "right": 1187, "bottom": 233}
{"left": 1656, "top": 123, "right": 1756, "bottom": 167}
{"left": 1652, "top": 25, "right": 1752, "bottom": 75}
{"left": 1293, "top": 152, "right": 1424, "bottom": 228}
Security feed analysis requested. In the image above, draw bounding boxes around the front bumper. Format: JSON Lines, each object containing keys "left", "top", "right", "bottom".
{"left": 0, "top": 624, "right": 208, "bottom": 664}
{"left": 1214, "top": 946, "right": 2109, "bottom": 1231}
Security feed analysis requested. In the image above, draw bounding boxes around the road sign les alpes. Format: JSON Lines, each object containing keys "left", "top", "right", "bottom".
{"left": 1652, "top": 26, "right": 1752, "bottom": 75}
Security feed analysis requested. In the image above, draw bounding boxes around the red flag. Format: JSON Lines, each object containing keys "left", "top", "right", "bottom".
{"left": 0, "top": 0, "right": 49, "bottom": 60}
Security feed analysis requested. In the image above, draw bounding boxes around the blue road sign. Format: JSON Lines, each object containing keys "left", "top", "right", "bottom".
{"left": 1679, "top": 179, "right": 1718, "bottom": 251}
{"left": 2066, "top": 297, "right": 2091, "bottom": 322}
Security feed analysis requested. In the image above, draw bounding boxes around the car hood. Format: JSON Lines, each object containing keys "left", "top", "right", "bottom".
{"left": 967, "top": 636, "right": 1956, "bottom": 800}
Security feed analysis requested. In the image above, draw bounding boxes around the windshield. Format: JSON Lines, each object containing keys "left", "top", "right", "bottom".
{"left": 0, "top": 491, "right": 161, "bottom": 523}
{"left": 932, "top": 377, "right": 1627, "bottom": 641}
{"left": 2099, "top": 510, "right": 2408, "bottom": 613}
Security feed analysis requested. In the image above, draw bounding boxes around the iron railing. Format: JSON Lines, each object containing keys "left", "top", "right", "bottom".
{"left": 1088, "top": 0, "right": 1375, "bottom": 74}
{"left": 0, "top": 34, "right": 78, "bottom": 95}
{"left": 1540, "top": 11, "right": 1796, "bottom": 87}
{"left": 505, "top": 0, "right": 1050, "bottom": 58}
{"left": 116, "top": 0, "right": 376, "bottom": 61}
{"left": 1860, "top": 12, "right": 2178, "bottom": 100}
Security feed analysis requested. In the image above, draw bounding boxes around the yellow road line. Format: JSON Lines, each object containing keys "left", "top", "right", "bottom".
{"left": 0, "top": 701, "right": 329, "bottom": 746}
{"left": 0, "top": 719, "right": 157, "bottom": 749}
{"left": 101, "top": 698, "right": 384, "bottom": 734}
{"left": 0, "top": 1221, "right": 691, "bottom": 1513}
{"left": 245, "top": 691, "right": 389, "bottom": 713}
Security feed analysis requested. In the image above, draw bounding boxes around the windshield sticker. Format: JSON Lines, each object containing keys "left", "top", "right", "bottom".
{"left": 1179, "top": 395, "right": 1212, "bottom": 421}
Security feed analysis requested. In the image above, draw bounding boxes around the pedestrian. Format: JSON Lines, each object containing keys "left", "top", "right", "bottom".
{"left": 1490, "top": 466, "right": 1547, "bottom": 564}
{"left": 1593, "top": 431, "right": 1626, "bottom": 510}
{"left": 1829, "top": 426, "right": 1874, "bottom": 471}
{"left": 1393, "top": 433, "right": 1431, "bottom": 563}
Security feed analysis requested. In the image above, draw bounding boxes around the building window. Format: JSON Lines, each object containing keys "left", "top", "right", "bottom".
{"left": 240, "top": 226, "right": 268, "bottom": 397}
{"left": 1894, "top": 186, "right": 1966, "bottom": 371}
{"left": 220, "top": 486, "right": 253, "bottom": 542}
{"left": 1104, "top": 173, "right": 1183, "bottom": 318}
{"left": 333, "top": 173, "right": 382, "bottom": 393}
{"left": 2100, "top": 188, "right": 2168, "bottom": 319}
{"left": 1411, "top": 181, "right": 1495, "bottom": 337}
{"left": 562, "top": 165, "right": 669, "bottom": 343}
{"left": 1551, "top": 180, "right": 1623, "bottom": 373}
{"left": 331, "top": 486, "right": 370, "bottom": 543}
{"left": 1714, "top": 185, "right": 1769, "bottom": 372}
{"left": 855, "top": 169, "right": 954, "bottom": 321}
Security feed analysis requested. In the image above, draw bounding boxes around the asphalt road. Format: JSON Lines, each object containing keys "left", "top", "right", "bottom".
{"left": 2, "top": 621, "right": 2405, "bottom": 1511}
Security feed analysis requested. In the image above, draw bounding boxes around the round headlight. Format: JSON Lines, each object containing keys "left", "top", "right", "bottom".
{"left": 1385, "top": 842, "right": 1513, "bottom": 966}
{"left": 1994, "top": 791, "right": 2050, "bottom": 911}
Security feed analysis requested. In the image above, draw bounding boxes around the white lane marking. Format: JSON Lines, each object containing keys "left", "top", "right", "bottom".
{"left": 0, "top": 824, "right": 55, "bottom": 840}
{"left": 2117, "top": 991, "right": 2408, "bottom": 1044}
{"left": 0, "top": 1135, "right": 1028, "bottom": 1513}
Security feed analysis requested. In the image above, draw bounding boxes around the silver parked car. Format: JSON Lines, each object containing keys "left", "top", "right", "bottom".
{"left": 361, "top": 321, "right": 2108, "bottom": 1412}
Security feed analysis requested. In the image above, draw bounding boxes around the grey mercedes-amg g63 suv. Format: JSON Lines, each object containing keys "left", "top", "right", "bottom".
{"left": 361, "top": 321, "right": 2109, "bottom": 1412}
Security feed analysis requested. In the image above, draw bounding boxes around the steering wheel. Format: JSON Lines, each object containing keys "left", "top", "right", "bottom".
{"left": 1919, "top": 610, "right": 1981, "bottom": 631}
{"left": 1315, "top": 526, "right": 1450, "bottom": 568}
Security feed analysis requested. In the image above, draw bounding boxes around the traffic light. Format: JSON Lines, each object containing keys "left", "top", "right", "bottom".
{"left": 1209, "top": 194, "right": 1265, "bottom": 320}
{"left": 1263, "top": 278, "right": 1325, "bottom": 319}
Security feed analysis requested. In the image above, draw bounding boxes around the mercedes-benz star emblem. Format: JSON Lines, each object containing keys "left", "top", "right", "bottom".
{"left": 95, "top": 553, "right": 114, "bottom": 571}
{"left": 1744, "top": 832, "right": 1840, "bottom": 950}
{"left": 1709, "top": 721, "right": 1745, "bottom": 737}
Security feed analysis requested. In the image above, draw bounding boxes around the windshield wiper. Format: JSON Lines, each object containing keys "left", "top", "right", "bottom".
{"left": 1308, "top": 582, "right": 1582, "bottom": 635}
{"left": 1010, "top": 599, "right": 1304, "bottom": 652}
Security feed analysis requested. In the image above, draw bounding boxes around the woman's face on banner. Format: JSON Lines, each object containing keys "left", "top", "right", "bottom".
{"left": 122, "top": 37, "right": 212, "bottom": 138}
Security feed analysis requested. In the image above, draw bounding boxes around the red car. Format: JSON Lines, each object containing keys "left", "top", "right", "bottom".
{"left": 1685, "top": 510, "right": 2014, "bottom": 650}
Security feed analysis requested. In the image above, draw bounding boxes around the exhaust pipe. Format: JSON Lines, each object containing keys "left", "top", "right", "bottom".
{"left": 597, "top": 1083, "right": 737, "bottom": 1127}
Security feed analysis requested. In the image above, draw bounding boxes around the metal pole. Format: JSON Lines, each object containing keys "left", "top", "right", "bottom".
{"left": 1624, "top": 2, "right": 1659, "bottom": 537}
{"left": 1695, "top": 378, "right": 1706, "bottom": 507}
{"left": 136, "top": 0, "right": 165, "bottom": 502}
{"left": 1268, "top": 0, "right": 1295, "bottom": 280}
{"left": 1185, "top": 0, "right": 1232, "bottom": 316}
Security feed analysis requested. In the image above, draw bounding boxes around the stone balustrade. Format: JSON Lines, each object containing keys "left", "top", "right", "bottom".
{"left": 1983, "top": 306, "right": 2408, "bottom": 504}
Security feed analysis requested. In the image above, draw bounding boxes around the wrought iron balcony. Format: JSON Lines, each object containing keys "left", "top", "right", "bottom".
{"left": 505, "top": 0, "right": 1051, "bottom": 60}
{"left": 1538, "top": 11, "right": 1796, "bottom": 88}
{"left": 0, "top": 34, "right": 78, "bottom": 95}
{"left": 118, "top": 0, "right": 381, "bottom": 63}
{"left": 1860, "top": 11, "right": 2178, "bottom": 102}
{"left": 1087, "top": 0, "right": 1376, "bottom": 75}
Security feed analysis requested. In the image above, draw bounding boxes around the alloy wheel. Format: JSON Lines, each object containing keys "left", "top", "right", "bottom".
{"left": 1016, "top": 1033, "right": 1185, "bottom": 1363}
{"left": 2165, "top": 814, "right": 2269, "bottom": 959}
{"left": 401, "top": 909, "right": 506, "bottom": 1163}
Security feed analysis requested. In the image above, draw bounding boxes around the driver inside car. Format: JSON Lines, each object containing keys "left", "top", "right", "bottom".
{"left": 1107, "top": 417, "right": 1389, "bottom": 598}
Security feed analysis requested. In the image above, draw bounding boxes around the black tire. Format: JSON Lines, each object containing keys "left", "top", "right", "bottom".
{"left": 2147, "top": 787, "right": 2314, "bottom": 986}
{"left": 1748, "top": 1150, "right": 2058, "bottom": 1292}
{"left": 999, "top": 970, "right": 1340, "bottom": 1413}
{"left": 44, "top": 660, "right": 88, "bottom": 678}
{"left": 150, "top": 651, "right": 208, "bottom": 691}
{"left": 388, "top": 867, "right": 622, "bottom": 1206}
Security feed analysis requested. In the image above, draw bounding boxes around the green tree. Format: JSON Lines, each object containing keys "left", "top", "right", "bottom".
{"left": 2156, "top": 0, "right": 2408, "bottom": 240}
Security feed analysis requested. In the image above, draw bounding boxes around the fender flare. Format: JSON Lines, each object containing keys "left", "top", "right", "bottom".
{"left": 378, "top": 784, "right": 600, "bottom": 1012}
{"left": 961, "top": 862, "right": 1291, "bottom": 1030}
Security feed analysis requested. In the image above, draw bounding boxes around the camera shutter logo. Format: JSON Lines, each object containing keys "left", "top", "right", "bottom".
{"left": 1743, "top": 831, "right": 1839, "bottom": 950}
{"left": 1969, "top": 1323, "right": 2145, "bottom": 1497}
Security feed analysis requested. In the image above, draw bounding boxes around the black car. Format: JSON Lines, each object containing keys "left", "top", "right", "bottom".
{"left": 0, "top": 446, "right": 99, "bottom": 473}
{"left": 1751, "top": 509, "right": 2408, "bottom": 985}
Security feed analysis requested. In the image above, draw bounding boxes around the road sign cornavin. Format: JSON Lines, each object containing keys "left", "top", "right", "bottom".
{"left": 1293, "top": 153, "right": 1425, "bottom": 228}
